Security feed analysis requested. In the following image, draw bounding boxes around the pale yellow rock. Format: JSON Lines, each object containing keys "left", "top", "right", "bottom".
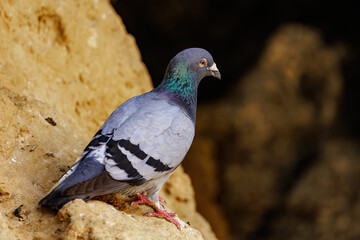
{"left": 0, "top": 0, "right": 153, "bottom": 138}
{"left": 0, "top": 214, "right": 16, "bottom": 240}
{"left": 58, "top": 199, "right": 203, "bottom": 240}
{"left": 0, "top": 88, "right": 84, "bottom": 239}
{"left": 0, "top": 0, "right": 217, "bottom": 239}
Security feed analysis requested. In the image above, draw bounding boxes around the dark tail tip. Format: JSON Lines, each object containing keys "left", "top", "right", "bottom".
{"left": 39, "top": 190, "right": 89, "bottom": 211}
{"left": 39, "top": 193, "right": 68, "bottom": 211}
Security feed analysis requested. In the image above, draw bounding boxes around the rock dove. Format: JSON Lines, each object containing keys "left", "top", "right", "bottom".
{"left": 39, "top": 48, "right": 221, "bottom": 228}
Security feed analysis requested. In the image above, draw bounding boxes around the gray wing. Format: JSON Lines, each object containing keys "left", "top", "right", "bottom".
{"left": 104, "top": 95, "right": 195, "bottom": 183}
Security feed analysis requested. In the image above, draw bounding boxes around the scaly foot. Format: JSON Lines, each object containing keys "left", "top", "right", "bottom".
{"left": 131, "top": 192, "right": 180, "bottom": 229}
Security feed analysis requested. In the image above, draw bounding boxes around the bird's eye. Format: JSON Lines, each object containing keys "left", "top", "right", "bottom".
{"left": 199, "top": 59, "right": 207, "bottom": 67}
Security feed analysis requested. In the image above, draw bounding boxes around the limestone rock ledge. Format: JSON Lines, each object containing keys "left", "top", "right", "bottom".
{"left": 57, "top": 199, "right": 202, "bottom": 240}
{"left": 0, "top": 0, "right": 217, "bottom": 239}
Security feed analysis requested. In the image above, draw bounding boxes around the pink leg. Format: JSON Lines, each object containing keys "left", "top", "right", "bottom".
{"left": 131, "top": 192, "right": 180, "bottom": 229}
{"left": 131, "top": 192, "right": 150, "bottom": 206}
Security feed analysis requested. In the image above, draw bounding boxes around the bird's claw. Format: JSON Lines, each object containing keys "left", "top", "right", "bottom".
{"left": 146, "top": 210, "right": 181, "bottom": 229}
{"left": 131, "top": 192, "right": 181, "bottom": 229}
{"left": 131, "top": 192, "right": 150, "bottom": 206}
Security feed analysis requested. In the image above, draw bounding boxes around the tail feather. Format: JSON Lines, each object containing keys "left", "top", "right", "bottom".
{"left": 39, "top": 157, "right": 105, "bottom": 210}
{"left": 39, "top": 152, "right": 140, "bottom": 210}
{"left": 39, "top": 184, "right": 91, "bottom": 210}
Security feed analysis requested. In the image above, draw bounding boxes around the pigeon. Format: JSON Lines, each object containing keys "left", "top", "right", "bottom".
{"left": 39, "top": 48, "right": 221, "bottom": 229}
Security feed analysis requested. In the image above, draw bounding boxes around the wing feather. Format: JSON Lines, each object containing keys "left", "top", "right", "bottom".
{"left": 105, "top": 97, "right": 195, "bottom": 181}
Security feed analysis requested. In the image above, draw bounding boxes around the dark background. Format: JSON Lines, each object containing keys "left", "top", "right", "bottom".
{"left": 113, "top": 0, "right": 359, "bottom": 137}
{"left": 112, "top": 1, "right": 360, "bottom": 239}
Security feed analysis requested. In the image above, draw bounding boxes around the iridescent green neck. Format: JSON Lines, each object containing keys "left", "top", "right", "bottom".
{"left": 156, "top": 61, "right": 198, "bottom": 119}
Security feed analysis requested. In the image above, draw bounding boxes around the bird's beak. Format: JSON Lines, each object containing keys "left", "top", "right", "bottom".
{"left": 207, "top": 63, "right": 221, "bottom": 79}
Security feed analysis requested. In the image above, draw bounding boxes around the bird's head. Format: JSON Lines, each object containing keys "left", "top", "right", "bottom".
{"left": 157, "top": 48, "right": 220, "bottom": 119}
{"left": 167, "top": 48, "right": 221, "bottom": 85}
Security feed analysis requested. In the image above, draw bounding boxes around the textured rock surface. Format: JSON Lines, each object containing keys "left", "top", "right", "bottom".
{"left": 0, "top": 87, "right": 86, "bottom": 239}
{"left": 185, "top": 24, "right": 349, "bottom": 239}
{"left": 58, "top": 199, "right": 203, "bottom": 240}
{"left": 0, "top": 0, "right": 217, "bottom": 239}
{"left": 0, "top": 0, "right": 152, "bottom": 138}
{"left": 0, "top": 213, "right": 16, "bottom": 240}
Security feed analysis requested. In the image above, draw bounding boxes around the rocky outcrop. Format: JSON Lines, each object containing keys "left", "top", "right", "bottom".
{"left": 57, "top": 199, "right": 203, "bottom": 240}
{"left": 0, "top": 0, "right": 152, "bottom": 138}
{"left": 0, "top": 0, "right": 217, "bottom": 239}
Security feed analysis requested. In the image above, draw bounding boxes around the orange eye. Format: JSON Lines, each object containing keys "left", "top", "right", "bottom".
{"left": 199, "top": 59, "right": 207, "bottom": 67}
